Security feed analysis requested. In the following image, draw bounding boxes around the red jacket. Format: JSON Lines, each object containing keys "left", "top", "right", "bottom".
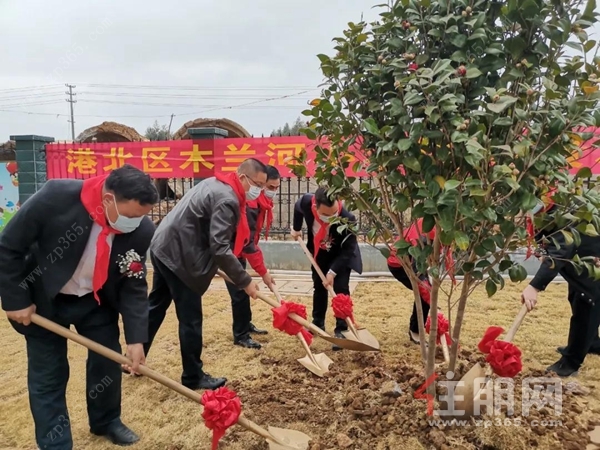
{"left": 387, "top": 218, "right": 436, "bottom": 268}
{"left": 240, "top": 194, "right": 273, "bottom": 276}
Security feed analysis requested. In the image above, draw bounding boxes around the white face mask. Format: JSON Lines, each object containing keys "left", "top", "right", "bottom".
{"left": 246, "top": 185, "right": 262, "bottom": 201}
{"left": 319, "top": 214, "right": 335, "bottom": 223}
{"left": 264, "top": 189, "right": 278, "bottom": 199}
{"left": 108, "top": 195, "right": 143, "bottom": 233}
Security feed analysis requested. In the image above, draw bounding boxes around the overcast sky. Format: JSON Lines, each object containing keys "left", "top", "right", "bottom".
{"left": 0, "top": 1, "right": 598, "bottom": 142}
{"left": 0, "top": 0, "right": 380, "bottom": 141}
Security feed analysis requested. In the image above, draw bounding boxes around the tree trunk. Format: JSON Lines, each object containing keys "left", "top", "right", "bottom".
{"left": 448, "top": 273, "right": 471, "bottom": 373}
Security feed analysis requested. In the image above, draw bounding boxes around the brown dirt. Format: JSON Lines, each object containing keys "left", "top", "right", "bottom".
{"left": 1, "top": 279, "right": 600, "bottom": 450}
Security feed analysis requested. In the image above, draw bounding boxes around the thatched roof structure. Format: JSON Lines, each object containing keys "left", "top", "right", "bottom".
{"left": 76, "top": 121, "right": 148, "bottom": 143}
{"left": 172, "top": 118, "right": 251, "bottom": 140}
{"left": 0, "top": 140, "right": 15, "bottom": 161}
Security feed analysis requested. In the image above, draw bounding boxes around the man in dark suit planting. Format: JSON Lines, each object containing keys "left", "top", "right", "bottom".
{"left": 144, "top": 158, "right": 264, "bottom": 391}
{"left": 0, "top": 165, "right": 158, "bottom": 449}
{"left": 225, "top": 165, "right": 281, "bottom": 349}
{"left": 290, "top": 187, "right": 363, "bottom": 350}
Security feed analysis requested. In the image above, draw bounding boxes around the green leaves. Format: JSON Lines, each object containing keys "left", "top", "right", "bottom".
{"left": 304, "top": 0, "right": 600, "bottom": 333}
{"left": 486, "top": 96, "right": 518, "bottom": 114}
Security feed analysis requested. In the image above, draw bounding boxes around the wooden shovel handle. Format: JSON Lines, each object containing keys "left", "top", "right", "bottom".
{"left": 441, "top": 334, "right": 450, "bottom": 363}
{"left": 505, "top": 304, "right": 529, "bottom": 343}
{"left": 216, "top": 270, "right": 329, "bottom": 338}
{"left": 29, "top": 314, "right": 281, "bottom": 442}
{"left": 295, "top": 237, "right": 336, "bottom": 297}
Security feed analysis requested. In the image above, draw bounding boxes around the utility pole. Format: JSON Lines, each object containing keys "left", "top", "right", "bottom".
{"left": 65, "top": 84, "right": 77, "bottom": 141}
{"left": 167, "top": 113, "right": 175, "bottom": 138}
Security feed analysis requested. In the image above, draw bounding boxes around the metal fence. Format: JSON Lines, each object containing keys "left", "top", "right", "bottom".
{"left": 150, "top": 176, "right": 380, "bottom": 238}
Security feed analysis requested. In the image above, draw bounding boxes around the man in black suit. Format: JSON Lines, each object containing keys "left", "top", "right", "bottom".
{"left": 225, "top": 165, "right": 281, "bottom": 349}
{"left": 144, "top": 158, "right": 264, "bottom": 391}
{"left": 522, "top": 194, "right": 600, "bottom": 377}
{"left": 0, "top": 165, "right": 158, "bottom": 449}
{"left": 291, "top": 187, "right": 363, "bottom": 350}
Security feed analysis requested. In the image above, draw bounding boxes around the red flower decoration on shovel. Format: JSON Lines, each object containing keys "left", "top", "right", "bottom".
{"left": 332, "top": 294, "right": 355, "bottom": 324}
{"left": 425, "top": 313, "right": 452, "bottom": 345}
{"left": 201, "top": 387, "right": 242, "bottom": 450}
{"left": 272, "top": 300, "right": 313, "bottom": 346}
{"left": 477, "top": 326, "right": 523, "bottom": 378}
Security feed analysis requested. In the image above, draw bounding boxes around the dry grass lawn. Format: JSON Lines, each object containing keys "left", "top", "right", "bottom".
{"left": 1, "top": 276, "right": 599, "bottom": 450}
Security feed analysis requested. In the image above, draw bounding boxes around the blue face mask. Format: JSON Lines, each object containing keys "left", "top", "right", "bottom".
{"left": 109, "top": 195, "right": 143, "bottom": 233}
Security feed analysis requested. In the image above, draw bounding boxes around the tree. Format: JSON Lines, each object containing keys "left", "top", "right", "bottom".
{"left": 271, "top": 117, "right": 306, "bottom": 136}
{"left": 292, "top": 0, "right": 600, "bottom": 396}
{"left": 145, "top": 120, "right": 171, "bottom": 141}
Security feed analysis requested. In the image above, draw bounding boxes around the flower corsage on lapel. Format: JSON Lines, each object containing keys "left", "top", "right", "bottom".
{"left": 117, "top": 249, "right": 145, "bottom": 279}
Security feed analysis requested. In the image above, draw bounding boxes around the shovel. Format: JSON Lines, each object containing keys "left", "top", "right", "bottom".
{"left": 294, "top": 237, "right": 380, "bottom": 351}
{"left": 452, "top": 304, "right": 528, "bottom": 418}
{"left": 29, "top": 313, "right": 311, "bottom": 450}
{"left": 216, "top": 270, "right": 376, "bottom": 352}
{"left": 270, "top": 283, "right": 334, "bottom": 377}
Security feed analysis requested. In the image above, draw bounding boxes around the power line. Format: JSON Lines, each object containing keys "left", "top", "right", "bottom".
{"left": 77, "top": 91, "right": 315, "bottom": 100}
{"left": 65, "top": 84, "right": 77, "bottom": 141}
{"left": 76, "top": 83, "right": 318, "bottom": 91}
{"left": 0, "top": 84, "right": 63, "bottom": 94}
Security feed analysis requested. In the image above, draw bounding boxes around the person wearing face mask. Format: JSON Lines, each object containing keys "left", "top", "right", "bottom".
{"left": 521, "top": 190, "right": 600, "bottom": 377}
{"left": 290, "top": 187, "right": 363, "bottom": 350}
{"left": 143, "top": 158, "right": 266, "bottom": 390}
{"left": 0, "top": 164, "right": 158, "bottom": 449}
{"left": 224, "top": 165, "right": 281, "bottom": 349}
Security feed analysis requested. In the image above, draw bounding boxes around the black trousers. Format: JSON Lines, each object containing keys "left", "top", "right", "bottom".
{"left": 563, "top": 284, "right": 600, "bottom": 368}
{"left": 388, "top": 264, "right": 431, "bottom": 333}
{"left": 311, "top": 254, "right": 350, "bottom": 333}
{"left": 225, "top": 258, "right": 253, "bottom": 341}
{"left": 13, "top": 293, "right": 122, "bottom": 450}
{"left": 145, "top": 251, "right": 204, "bottom": 387}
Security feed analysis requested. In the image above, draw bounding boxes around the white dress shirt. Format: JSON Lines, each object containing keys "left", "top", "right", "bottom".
{"left": 60, "top": 223, "right": 114, "bottom": 297}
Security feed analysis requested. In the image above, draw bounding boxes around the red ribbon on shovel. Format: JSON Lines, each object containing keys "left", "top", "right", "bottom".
{"left": 272, "top": 300, "right": 313, "bottom": 346}
{"left": 332, "top": 293, "right": 355, "bottom": 324}
{"left": 478, "top": 326, "right": 523, "bottom": 378}
{"left": 201, "top": 387, "right": 242, "bottom": 450}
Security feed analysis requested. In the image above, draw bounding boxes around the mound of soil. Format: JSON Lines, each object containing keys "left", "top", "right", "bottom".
{"left": 224, "top": 352, "right": 597, "bottom": 450}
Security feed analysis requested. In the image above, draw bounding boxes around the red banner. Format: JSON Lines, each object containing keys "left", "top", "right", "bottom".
{"left": 44, "top": 129, "right": 600, "bottom": 179}
{"left": 45, "top": 136, "right": 369, "bottom": 179}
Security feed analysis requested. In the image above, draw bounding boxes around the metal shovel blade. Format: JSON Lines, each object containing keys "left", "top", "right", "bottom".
{"left": 323, "top": 334, "right": 379, "bottom": 351}
{"left": 341, "top": 328, "right": 381, "bottom": 352}
{"left": 266, "top": 426, "right": 312, "bottom": 450}
{"left": 297, "top": 352, "right": 333, "bottom": 377}
{"left": 452, "top": 362, "right": 487, "bottom": 418}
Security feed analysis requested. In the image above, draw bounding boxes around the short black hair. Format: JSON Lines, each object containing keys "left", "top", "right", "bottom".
{"left": 266, "top": 165, "right": 280, "bottom": 180}
{"left": 105, "top": 164, "right": 159, "bottom": 205}
{"left": 314, "top": 187, "right": 336, "bottom": 208}
{"left": 238, "top": 158, "right": 267, "bottom": 176}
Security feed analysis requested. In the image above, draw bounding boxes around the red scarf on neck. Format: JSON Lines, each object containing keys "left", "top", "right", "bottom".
{"left": 256, "top": 193, "right": 274, "bottom": 240}
{"left": 215, "top": 173, "right": 250, "bottom": 256}
{"left": 311, "top": 196, "right": 342, "bottom": 259}
{"left": 80, "top": 174, "right": 122, "bottom": 304}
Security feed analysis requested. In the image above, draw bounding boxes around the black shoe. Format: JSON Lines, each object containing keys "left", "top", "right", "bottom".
{"left": 556, "top": 345, "right": 600, "bottom": 356}
{"left": 332, "top": 331, "right": 346, "bottom": 351}
{"left": 184, "top": 373, "right": 227, "bottom": 391}
{"left": 234, "top": 337, "right": 262, "bottom": 349}
{"left": 249, "top": 323, "right": 268, "bottom": 335}
{"left": 546, "top": 358, "right": 579, "bottom": 377}
{"left": 92, "top": 421, "right": 139, "bottom": 446}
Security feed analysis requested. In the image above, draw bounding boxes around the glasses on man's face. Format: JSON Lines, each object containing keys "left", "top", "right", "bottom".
{"left": 245, "top": 175, "right": 266, "bottom": 189}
